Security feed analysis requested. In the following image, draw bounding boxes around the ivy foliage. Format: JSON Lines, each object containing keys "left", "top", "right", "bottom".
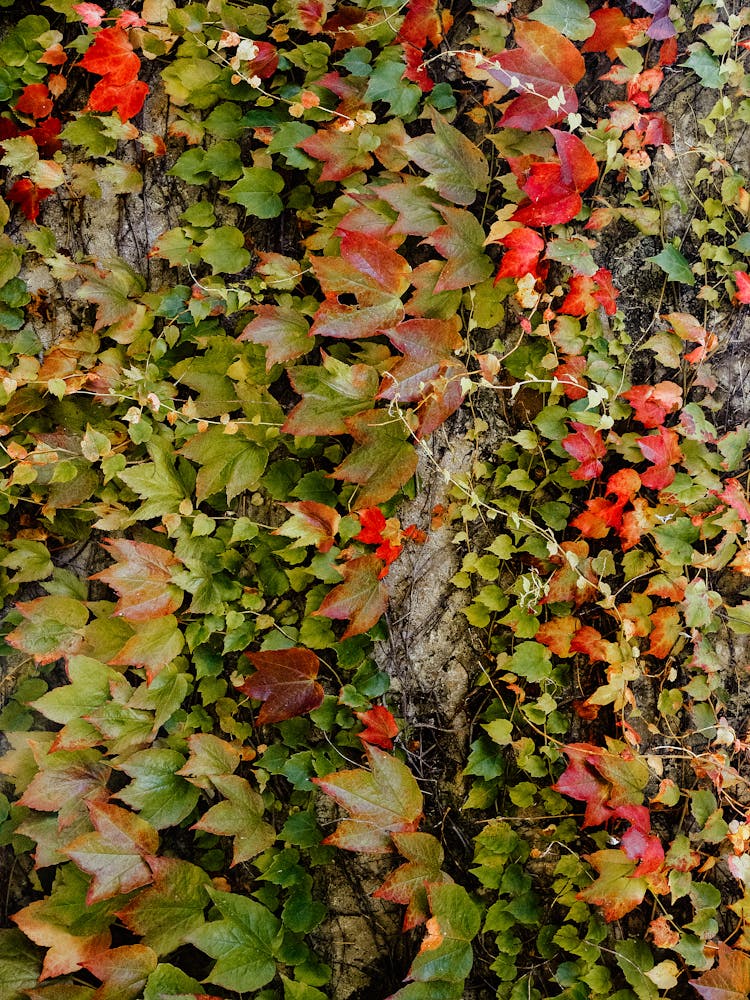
{"left": 0, "top": 0, "right": 750, "bottom": 998}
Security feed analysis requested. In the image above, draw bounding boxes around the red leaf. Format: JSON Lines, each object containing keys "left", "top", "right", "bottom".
{"left": 623, "top": 381, "right": 682, "bottom": 428}
{"left": 734, "top": 270, "right": 750, "bottom": 305}
{"left": 559, "top": 267, "right": 619, "bottom": 316}
{"left": 577, "top": 849, "right": 648, "bottom": 921}
{"left": 83, "top": 944, "right": 157, "bottom": 1000}
{"left": 495, "top": 226, "right": 547, "bottom": 280}
{"left": 398, "top": 0, "right": 450, "bottom": 91}
{"left": 715, "top": 478, "right": 750, "bottom": 523}
{"left": 647, "top": 605, "right": 681, "bottom": 658}
{"left": 562, "top": 421, "right": 606, "bottom": 480}
{"left": 690, "top": 944, "right": 750, "bottom": 1000}
{"left": 664, "top": 311, "right": 718, "bottom": 363}
{"left": 12, "top": 903, "right": 111, "bottom": 981}
{"left": 552, "top": 129, "right": 599, "bottom": 192}
{"left": 607, "top": 468, "right": 641, "bottom": 501}
{"left": 6, "top": 178, "right": 53, "bottom": 223}
{"left": 246, "top": 41, "right": 278, "bottom": 79}
{"left": 534, "top": 615, "right": 580, "bottom": 657}
{"left": 511, "top": 131, "right": 598, "bottom": 226}
{"left": 15, "top": 83, "right": 53, "bottom": 120}
{"left": 637, "top": 426, "right": 682, "bottom": 489}
{"left": 298, "top": 125, "right": 376, "bottom": 181}
{"left": 74, "top": 2, "right": 106, "bottom": 26}
{"left": 88, "top": 79, "right": 149, "bottom": 122}
{"left": 90, "top": 538, "right": 182, "bottom": 622}
{"left": 553, "top": 355, "right": 588, "bottom": 400}
{"left": 356, "top": 706, "right": 399, "bottom": 749}
{"left": 553, "top": 744, "right": 613, "bottom": 826}
{"left": 236, "top": 647, "right": 324, "bottom": 724}
{"left": 314, "top": 554, "right": 388, "bottom": 638}
{"left": 80, "top": 27, "right": 140, "bottom": 84}
{"left": 571, "top": 497, "right": 624, "bottom": 538}
{"left": 582, "top": 9, "right": 648, "bottom": 59}
{"left": 479, "top": 20, "right": 585, "bottom": 130}
{"left": 569, "top": 626, "right": 610, "bottom": 661}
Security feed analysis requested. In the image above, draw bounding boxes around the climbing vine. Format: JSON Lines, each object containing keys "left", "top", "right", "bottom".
{"left": 1, "top": 0, "right": 750, "bottom": 998}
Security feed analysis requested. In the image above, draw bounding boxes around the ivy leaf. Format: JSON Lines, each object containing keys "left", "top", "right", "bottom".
{"left": 179, "top": 429, "right": 268, "bottom": 505}
{"left": 176, "top": 733, "right": 242, "bottom": 791}
{"left": 734, "top": 270, "right": 750, "bottom": 305}
{"left": 528, "top": 0, "right": 595, "bottom": 41}
{"left": 116, "top": 856, "right": 211, "bottom": 956}
{"left": 79, "top": 27, "right": 140, "bottom": 84}
{"left": 331, "top": 408, "right": 419, "bottom": 509}
{"left": 313, "top": 744, "right": 423, "bottom": 852}
{"left": 577, "top": 849, "right": 648, "bottom": 920}
{"left": 423, "top": 206, "right": 493, "bottom": 291}
{"left": 6, "top": 595, "right": 88, "bottom": 664}
{"left": 496, "top": 227, "right": 547, "bottom": 280}
{"left": 357, "top": 705, "right": 399, "bottom": 750}
{"left": 227, "top": 167, "right": 284, "bottom": 218}
{"left": 561, "top": 421, "right": 606, "bottom": 480}
{"left": 636, "top": 426, "right": 683, "bottom": 489}
{"left": 690, "top": 944, "right": 750, "bottom": 1000}
{"left": 65, "top": 801, "right": 159, "bottom": 903}
{"left": 83, "top": 945, "right": 157, "bottom": 1000}
{"left": 274, "top": 501, "right": 341, "bottom": 553}
{"left": 239, "top": 305, "right": 311, "bottom": 369}
{"left": 283, "top": 354, "right": 379, "bottom": 436}
{"left": 18, "top": 747, "right": 111, "bottom": 828}
{"left": 478, "top": 20, "right": 585, "bottom": 130}
{"left": 29, "top": 655, "right": 120, "bottom": 725}
{"left": 298, "top": 125, "right": 377, "bottom": 181}
{"left": 187, "top": 887, "right": 281, "bottom": 993}
{"left": 374, "top": 832, "right": 449, "bottom": 929}
{"left": 310, "top": 230, "right": 410, "bottom": 340}
{"left": 117, "top": 439, "right": 188, "bottom": 521}
{"left": 405, "top": 109, "right": 489, "bottom": 205}
{"left": 199, "top": 226, "right": 251, "bottom": 274}
{"left": 648, "top": 245, "right": 695, "bottom": 285}
{"left": 191, "top": 774, "right": 276, "bottom": 865}
{"left": 558, "top": 267, "right": 619, "bottom": 316}
{"left": 235, "top": 647, "right": 324, "bottom": 724}
{"left": 90, "top": 538, "right": 182, "bottom": 622}
{"left": 108, "top": 615, "right": 184, "bottom": 681}
{"left": 114, "top": 749, "right": 201, "bottom": 830}
{"left": 0, "top": 928, "right": 42, "bottom": 999}
{"left": 513, "top": 130, "right": 598, "bottom": 226}
{"left": 408, "top": 883, "right": 481, "bottom": 983}
{"left": 622, "top": 381, "right": 682, "bottom": 428}
{"left": 582, "top": 7, "right": 645, "bottom": 59}
{"left": 88, "top": 79, "right": 149, "bottom": 122}
{"left": 314, "top": 554, "right": 388, "bottom": 639}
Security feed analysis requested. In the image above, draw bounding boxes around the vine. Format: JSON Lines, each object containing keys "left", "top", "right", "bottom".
{"left": 0, "top": 0, "right": 749, "bottom": 998}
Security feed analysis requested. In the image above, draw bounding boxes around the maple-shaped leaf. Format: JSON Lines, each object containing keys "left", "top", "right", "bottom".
{"left": 582, "top": 8, "right": 647, "bottom": 59}
{"left": 0, "top": 927, "right": 41, "bottom": 999}
{"left": 16, "top": 83, "right": 53, "bottom": 120}
{"left": 297, "top": 125, "right": 376, "bottom": 181}
{"left": 562, "top": 421, "right": 606, "bottom": 480}
{"left": 374, "top": 831, "right": 450, "bottom": 929}
{"left": 314, "top": 554, "right": 388, "bottom": 639}
{"left": 534, "top": 615, "right": 580, "bottom": 656}
{"left": 192, "top": 774, "right": 276, "bottom": 865}
{"left": 65, "top": 801, "right": 159, "bottom": 903}
{"left": 283, "top": 353, "right": 379, "bottom": 436}
{"left": 80, "top": 27, "right": 140, "bottom": 84}
{"left": 83, "top": 945, "right": 157, "bottom": 1000}
{"left": 647, "top": 605, "right": 681, "bottom": 657}
{"left": 542, "top": 540, "right": 598, "bottom": 606}
{"left": 313, "top": 744, "right": 423, "bottom": 852}
{"left": 187, "top": 887, "right": 281, "bottom": 993}
{"left": 331, "top": 408, "right": 419, "bottom": 509}
{"left": 408, "top": 883, "right": 481, "bottom": 984}
{"left": 310, "top": 230, "right": 410, "bottom": 340}
{"left": 114, "top": 748, "right": 201, "bottom": 830}
{"left": 274, "top": 501, "right": 341, "bottom": 553}
{"left": 735, "top": 270, "right": 750, "bottom": 305}
{"left": 6, "top": 595, "right": 88, "bottom": 664}
{"left": 479, "top": 20, "right": 585, "bottom": 130}
{"left": 577, "top": 849, "right": 648, "bottom": 921}
{"left": 664, "top": 312, "right": 718, "bottom": 364}
{"left": 512, "top": 130, "right": 598, "bottom": 226}
{"left": 690, "top": 944, "right": 750, "bottom": 1000}
{"left": 357, "top": 705, "right": 400, "bottom": 750}
{"left": 178, "top": 428, "right": 268, "bottom": 505}
{"left": 235, "top": 647, "right": 324, "bottom": 724}
{"left": 553, "top": 745, "right": 613, "bottom": 826}
{"left": 19, "top": 747, "right": 111, "bottom": 829}
{"left": 87, "top": 78, "right": 149, "bottom": 123}
{"left": 175, "top": 733, "right": 242, "bottom": 791}
{"left": 405, "top": 108, "right": 489, "bottom": 205}
{"left": 634, "top": 0, "right": 675, "bottom": 38}
{"left": 571, "top": 496, "right": 625, "bottom": 538}
{"left": 622, "top": 381, "right": 682, "bottom": 428}
{"left": 422, "top": 205, "right": 493, "bottom": 291}
{"left": 495, "top": 226, "right": 547, "bottom": 280}
{"left": 559, "top": 267, "right": 619, "bottom": 315}
{"left": 398, "top": 0, "right": 450, "bottom": 91}
{"left": 637, "top": 426, "right": 683, "bottom": 489}
{"left": 108, "top": 615, "right": 184, "bottom": 681}
{"left": 569, "top": 625, "right": 610, "bottom": 661}
{"left": 239, "top": 305, "right": 311, "bottom": 369}
{"left": 90, "top": 538, "right": 182, "bottom": 622}
{"left": 12, "top": 864, "right": 114, "bottom": 981}
{"left": 6, "top": 178, "right": 53, "bottom": 223}
{"left": 116, "top": 855, "right": 211, "bottom": 956}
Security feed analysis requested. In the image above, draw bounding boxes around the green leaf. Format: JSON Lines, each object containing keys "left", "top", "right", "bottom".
{"left": 615, "top": 940, "right": 657, "bottom": 1000}
{"left": 0, "top": 928, "right": 42, "bottom": 1000}
{"left": 528, "top": 0, "right": 595, "bottom": 40}
{"left": 648, "top": 245, "right": 695, "bottom": 285}
{"left": 406, "top": 109, "right": 490, "bottom": 206}
{"left": 199, "top": 226, "right": 251, "bottom": 274}
{"left": 115, "top": 749, "right": 200, "bottom": 829}
{"left": 284, "top": 356, "right": 379, "bottom": 436}
{"left": 117, "top": 439, "right": 189, "bottom": 522}
{"left": 109, "top": 615, "right": 184, "bottom": 679}
{"left": 117, "top": 856, "right": 211, "bottom": 956}
{"left": 187, "top": 887, "right": 281, "bottom": 993}
{"left": 179, "top": 427, "right": 268, "bottom": 503}
{"left": 143, "top": 964, "right": 204, "bottom": 1000}
{"left": 424, "top": 206, "right": 493, "bottom": 292}
{"left": 365, "top": 56, "right": 422, "bottom": 117}
{"left": 509, "top": 642, "right": 552, "bottom": 682}
{"left": 409, "top": 884, "right": 482, "bottom": 983}
{"left": 192, "top": 774, "right": 276, "bottom": 865}
{"left": 227, "top": 167, "right": 284, "bottom": 218}
{"left": 29, "top": 656, "right": 120, "bottom": 724}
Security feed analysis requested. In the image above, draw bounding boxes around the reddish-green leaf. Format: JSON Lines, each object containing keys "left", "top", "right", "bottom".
{"left": 577, "top": 849, "right": 648, "bottom": 921}
{"left": 175, "top": 734, "right": 242, "bottom": 791}
{"left": 239, "top": 305, "right": 311, "bottom": 369}
{"left": 298, "top": 126, "right": 376, "bottom": 181}
{"left": 65, "top": 801, "right": 159, "bottom": 903}
{"left": 6, "top": 596, "right": 88, "bottom": 665}
{"left": 282, "top": 354, "right": 379, "bottom": 436}
{"left": 90, "top": 538, "right": 182, "bottom": 622}
{"left": 331, "top": 408, "right": 419, "bottom": 509}
{"left": 405, "top": 109, "right": 489, "bottom": 205}
{"left": 191, "top": 774, "right": 276, "bottom": 864}
{"left": 236, "top": 647, "right": 323, "bottom": 724}
{"left": 274, "top": 501, "right": 341, "bottom": 553}
{"left": 313, "top": 744, "right": 423, "bottom": 852}
{"left": 108, "top": 615, "right": 184, "bottom": 681}
{"left": 83, "top": 945, "right": 157, "bottom": 1000}
{"left": 314, "top": 554, "right": 388, "bottom": 639}
{"left": 690, "top": 944, "right": 750, "bottom": 1000}
{"left": 374, "top": 831, "right": 449, "bottom": 929}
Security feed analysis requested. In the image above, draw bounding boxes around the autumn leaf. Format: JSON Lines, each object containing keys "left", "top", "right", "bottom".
{"left": 637, "top": 426, "right": 683, "bottom": 489}
{"left": 176, "top": 733, "right": 243, "bottom": 791}
{"left": 664, "top": 311, "right": 718, "bottom": 364}
{"left": 374, "top": 832, "right": 450, "bottom": 929}
{"left": 405, "top": 108, "right": 489, "bottom": 205}
{"left": 80, "top": 27, "right": 140, "bottom": 84}
{"left": 235, "top": 647, "right": 324, "bottom": 724}
{"left": 17, "top": 747, "right": 111, "bottom": 828}
{"left": 15, "top": 84, "right": 53, "bottom": 120}
{"left": 582, "top": 8, "right": 646, "bottom": 59}
{"left": 408, "top": 883, "right": 481, "bottom": 983}
{"left": 422, "top": 206, "right": 493, "bottom": 291}
{"left": 90, "top": 538, "right": 183, "bottom": 622}
{"left": 512, "top": 130, "right": 598, "bottom": 226}
{"left": 398, "top": 0, "right": 451, "bottom": 92}
{"left": 65, "top": 801, "right": 159, "bottom": 903}
{"left": 6, "top": 178, "right": 53, "bottom": 223}
{"left": 83, "top": 944, "right": 157, "bottom": 1000}
{"left": 558, "top": 267, "right": 619, "bottom": 316}
{"left": 495, "top": 227, "right": 547, "bottom": 281}
{"left": 298, "top": 125, "right": 376, "bottom": 181}
{"left": 734, "top": 270, "right": 750, "bottom": 305}
{"left": 88, "top": 79, "right": 150, "bottom": 123}
{"left": 274, "top": 501, "right": 341, "bottom": 553}
{"left": 313, "top": 744, "right": 423, "bottom": 852}
{"left": 331, "top": 408, "right": 419, "bottom": 509}
{"left": 577, "top": 849, "right": 648, "bottom": 921}
{"left": 283, "top": 354, "right": 379, "bottom": 436}
{"left": 622, "top": 381, "right": 682, "bottom": 428}
{"left": 6, "top": 595, "right": 88, "bottom": 665}
{"left": 561, "top": 421, "right": 606, "bottom": 480}
{"left": 690, "top": 943, "right": 750, "bottom": 1000}
{"left": 357, "top": 705, "right": 400, "bottom": 750}
{"left": 314, "top": 554, "right": 388, "bottom": 639}
{"left": 478, "top": 20, "right": 585, "bottom": 130}
{"left": 191, "top": 774, "right": 276, "bottom": 864}
{"left": 239, "top": 305, "right": 312, "bottom": 369}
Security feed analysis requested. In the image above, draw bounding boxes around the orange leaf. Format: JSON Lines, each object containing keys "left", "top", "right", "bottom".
{"left": 690, "top": 944, "right": 750, "bottom": 1000}
{"left": 90, "top": 538, "right": 182, "bottom": 622}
